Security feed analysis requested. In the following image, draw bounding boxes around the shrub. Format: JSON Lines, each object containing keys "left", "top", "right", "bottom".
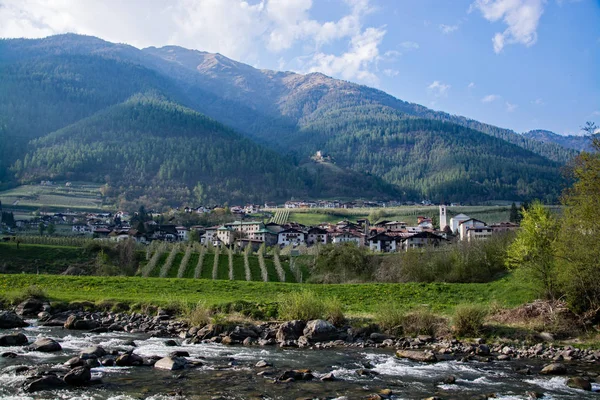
{"left": 453, "top": 304, "right": 488, "bottom": 336}
{"left": 324, "top": 297, "right": 345, "bottom": 326}
{"left": 186, "top": 301, "right": 212, "bottom": 327}
{"left": 375, "top": 303, "right": 405, "bottom": 333}
{"left": 278, "top": 290, "right": 325, "bottom": 321}
{"left": 401, "top": 307, "right": 445, "bottom": 337}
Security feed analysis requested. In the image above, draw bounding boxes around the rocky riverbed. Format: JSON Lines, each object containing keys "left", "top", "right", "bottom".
{"left": 0, "top": 299, "right": 599, "bottom": 399}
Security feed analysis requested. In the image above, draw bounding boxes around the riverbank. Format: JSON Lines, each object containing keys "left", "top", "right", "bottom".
{"left": 1, "top": 300, "right": 599, "bottom": 398}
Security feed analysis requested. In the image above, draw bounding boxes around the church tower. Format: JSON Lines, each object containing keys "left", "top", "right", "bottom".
{"left": 439, "top": 205, "right": 447, "bottom": 230}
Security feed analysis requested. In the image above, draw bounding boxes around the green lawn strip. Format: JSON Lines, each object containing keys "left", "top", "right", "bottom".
{"left": 247, "top": 256, "right": 263, "bottom": 281}
{"left": 279, "top": 256, "right": 297, "bottom": 283}
{"left": 182, "top": 253, "right": 199, "bottom": 279}
{"left": 216, "top": 253, "right": 230, "bottom": 280}
{"left": 0, "top": 274, "right": 533, "bottom": 316}
{"left": 0, "top": 243, "right": 88, "bottom": 274}
{"left": 231, "top": 254, "right": 246, "bottom": 281}
{"left": 263, "top": 257, "right": 280, "bottom": 282}
{"left": 166, "top": 253, "right": 185, "bottom": 278}
{"left": 149, "top": 253, "right": 169, "bottom": 277}
{"left": 200, "top": 254, "right": 215, "bottom": 279}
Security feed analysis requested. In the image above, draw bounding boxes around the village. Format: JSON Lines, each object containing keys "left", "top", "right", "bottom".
{"left": 1, "top": 200, "right": 519, "bottom": 252}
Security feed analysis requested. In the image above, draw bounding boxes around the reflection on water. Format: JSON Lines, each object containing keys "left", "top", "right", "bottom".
{"left": 1, "top": 322, "right": 598, "bottom": 399}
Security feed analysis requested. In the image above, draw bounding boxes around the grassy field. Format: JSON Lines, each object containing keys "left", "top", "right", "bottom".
{"left": 287, "top": 205, "right": 514, "bottom": 226}
{"left": 0, "top": 273, "right": 534, "bottom": 316}
{"left": 0, "top": 243, "right": 91, "bottom": 274}
{"left": 0, "top": 182, "right": 108, "bottom": 212}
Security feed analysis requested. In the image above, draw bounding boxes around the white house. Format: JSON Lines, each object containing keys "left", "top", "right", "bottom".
{"left": 175, "top": 226, "right": 189, "bottom": 241}
{"left": 385, "top": 221, "right": 408, "bottom": 231}
{"left": 450, "top": 213, "right": 471, "bottom": 234}
{"left": 277, "top": 228, "right": 306, "bottom": 246}
{"left": 331, "top": 231, "right": 363, "bottom": 246}
{"left": 459, "top": 218, "right": 488, "bottom": 241}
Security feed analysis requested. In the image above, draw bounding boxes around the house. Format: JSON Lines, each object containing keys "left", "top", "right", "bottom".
{"left": 216, "top": 225, "right": 234, "bottom": 246}
{"left": 400, "top": 231, "right": 447, "bottom": 250}
{"left": 306, "top": 227, "right": 329, "bottom": 245}
{"left": 459, "top": 218, "right": 487, "bottom": 241}
{"left": 385, "top": 221, "right": 408, "bottom": 231}
{"left": 277, "top": 228, "right": 306, "bottom": 247}
{"left": 72, "top": 225, "right": 92, "bottom": 234}
{"left": 249, "top": 227, "right": 278, "bottom": 246}
{"left": 331, "top": 231, "right": 363, "bottom": 246}
{"left": 417, "top": 216, "right": 433, "bottom": 229}
{"left": 201, "top": 225, "right": 220, "bottom": 245}
{"left": 265, "top": 222, "right": 284, "bottom": 233}
{"left": 368, "top": 232, "right": 399, "bottom": 253}
{"left": 150, "top": 225, "right": 178, "bottom": 242}
{"left": 490, "top": 222, "right": 520, "bottom": 233}
{"left": 236, "top": 238, "right": 264, "bottom": 251}
{"left": 175, "top": 226, "right": 189, "bottom": 241}
{"left": 464, "top": 226, "right": 494, "bottom": 241}
{"left": 225, "top": 221, "right": 264, "bottom": 236}
{"left": 450, "top": 213, "right": 471, "bottom": 234}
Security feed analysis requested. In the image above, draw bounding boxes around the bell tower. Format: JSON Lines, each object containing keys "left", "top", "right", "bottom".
{"left": 439, "top": 205, "right": 447, "bottom": 230}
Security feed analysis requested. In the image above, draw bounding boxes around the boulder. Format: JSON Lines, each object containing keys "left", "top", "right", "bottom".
{"left": 115, "top": 352, "right": 144, "bottom": 366}
{"left": 23, "top": 375, "right": 67, "bottom": 392}
{"left": 395, "top": 350, "right": 437, "bottom": 363}
{"left": 370, "top": 333, "right": 393, "bottom": 343}
{"left": 63, "top": 366, "right": 91, "bottom": 386}
{"left": 1, "top": 352, "right": 18, "bottom": 358}
{"left": 276, "top": 320, "right": 306, "bottom": 342}
{"left": 80, "top": 345, "right": 106, "bottom": 359}
{"left": 303, "top": 319, "right": 338, "bottom": 342}
{"left": 229, "top": 325, "right": 259, "bottom": 341}
{"left": 540, "top": 363, "right": 567, "bottom": 375}
{"left": 40, "top": 311, "right": 72, "bottom": 326}
{"left": 29, "top": 338, "right": 62, "bottom": 352}
{"left": 255, "top": 360, "right": 272, "bottom": 368}
{"left": 476, "top": 344, "right": 490, "bottom": 356}
{"left": 566, "top": 377, "right": 592, "bottom": 391}
{"left": 64, "top": 315, "right": 99, "bottom": 330}
{"left": 0, "top": 311, "right": 28, "bottom": 329}
{"left": 163, "top": 339, "right": 178, "bottom": 347}
{"left": 154, "top": 356, "right": 187, "bottom": 371}
{"left": 320, "top": 372, "right": 336, "bottom": 381}
{"left": 169, "top": 350, "right": 190, "bottom": 358}
{"left": 278, "top": 369, "right": 314, "bottom": 381}
{"left": 0, "top": 332, "right": 29, "bottom": 346}
{"left": 15, "top": 298, "right": 44, "bottom": 316}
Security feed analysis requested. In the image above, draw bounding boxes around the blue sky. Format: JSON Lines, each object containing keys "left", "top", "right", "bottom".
{"left": 1, "top": 0, "right": 598, "bottom": 135}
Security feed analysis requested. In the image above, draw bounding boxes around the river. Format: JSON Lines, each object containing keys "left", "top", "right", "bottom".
{"left": 1, "top": 321, "right": 598, "bottom": 399}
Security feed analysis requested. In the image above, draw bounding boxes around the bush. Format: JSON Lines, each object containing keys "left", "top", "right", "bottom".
{"left": 375, "top": 303, "right": 405, "bottom": 333}
{"left": 324, "top": 297, "right": 345, "bottom": 326}
{"left": 453, "top": 304, "right": 488, "bottom": 336}
{"left": 278, "top": 290, "right": 325, "bottom": 321}
{"left": 401, "top": 307, "right": 445, "bottom": 337}
{"left": 376, "top": 304, "right": 445, "bottom": 336}
{"left": 186, "top": 301, "right": 211, "bottom": 327}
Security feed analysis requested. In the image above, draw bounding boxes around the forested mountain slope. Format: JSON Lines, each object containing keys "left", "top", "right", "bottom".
{"left": 0, "top": 34, "right": 577, "bottom": 203}
{"left": 523, "top": 130, "right": 594, "bottom": 152}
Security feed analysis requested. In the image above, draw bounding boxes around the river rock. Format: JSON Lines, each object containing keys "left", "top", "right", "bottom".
{"left": 540, "top": 363, "right": 567, "bottom": 375}
{"left": 396, "top": 350, "right": 437, "bottom": 362}
{"left": 229, "top": 325, "right": 258, "bottom": 341}
{"left": 23, "top": 375, "right": 67, "bottom": 392}
{"left": 169, "top": 350, "right": 190, "bottom": 357}
{"left": 80, "top": 345, "right": 106, "bottom": 359}
{"left": 64, "top": 315, "right": 99, "bottom": 330}
{"left": 476, "top": 344, "right": 490, "bottom": 356}
{"left": 63, "top": 366, "right": 91, "bottom": 385}
{"left": 255, "top": 360, "right": 272, "bottom": 368}
{"left": 566, "top": 377, "right": 592, "bottom": 391}
{"left": 1, "top": 352, "right": 17, "bottom": 358}
{"left": 116, "top": 352, "right": 144, "bottom": 366}
{"left": 64, "top": 357, "right": 85, "bottom": 368}
{"left": 15, "top": 298, "right": 44, "bottom": 316}
{"left": 278, "top": 369, "right": 314, "bottom": 381}
{"left": 321, "top": 372, "right": 336, "bottom": 381}
{"left": 40, "top": 311, "right": 72, "bottom": 326}
{"left": 154, "top": 356, "right": 187, "bottom": 371}
{"left": 370, "top": 333, "right": 393, "bottom": 343}
{"left": 164, "top": 339, "right": 178, "bottom": 346}
{"left": 0, "top": 332, "right": 28, "bottom": 346}
{"left": 276, "top": 320, "right": 306, "bottom": 342}
{"left": 29, "top": 338, "right": 62, "bottom": 352}
{"left": 0, "top": 311, "right": 28, "bottom": 329}
{"left": 303, "top": 319, "right": 338, "bottom": 342}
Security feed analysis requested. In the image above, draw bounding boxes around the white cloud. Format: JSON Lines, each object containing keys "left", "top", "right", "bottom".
{"left": 470, "top": 0, "right": 546, "bottom": 53}
{"left": 591, "top": 111, "right": 600, "bottom": 117}
{"left": 428, "top": 80, "right": 451, "bottom": 97}
{"left": 532, "top": 98, "right": 545, "bottom": 105}
{"left": 307, "top": 26, "right": 386, "bottom": 85}
{"left": 505, "top": 101, "right": 518, "bottom": 112}
{"left": 481, "top": 94, "right": 500, "bottom": 103}
{"left": 439, "top": 24, "right": 459, "bottom": 34}
{"left": 400, "top": 41, "right": 420, "bottom": 50}
{"left": 383, "top": 69, "right": 399, "bottom": 77}
{"left": 468, "top": 82, "right": 476, "bottom": 89}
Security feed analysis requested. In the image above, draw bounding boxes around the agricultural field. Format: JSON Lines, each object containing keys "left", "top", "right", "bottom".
{"left": 0, "top": 273, "right": 533, "bottom": 316}
{"left": 0, "top": 182, "right": 108, "bottom": 212}
{"left": 286, "top": 205, "right": 514, "bottom": 226}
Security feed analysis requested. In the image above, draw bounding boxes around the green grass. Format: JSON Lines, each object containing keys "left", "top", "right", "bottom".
{"left": 0, "top": 242, "right": 90, "bottom": 274}
{"left": 0, "top": 273, "right": 533, "bottom": 316}
{"left": 0, "top": 182, "right": 109, "bottom": 212}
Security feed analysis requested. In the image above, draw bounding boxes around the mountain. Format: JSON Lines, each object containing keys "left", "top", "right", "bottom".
{"left": 0, "top": 34, "right": 580, "bottom": 204}
{"left": 522, "top": 130, "right": 595, "bottom": 152}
